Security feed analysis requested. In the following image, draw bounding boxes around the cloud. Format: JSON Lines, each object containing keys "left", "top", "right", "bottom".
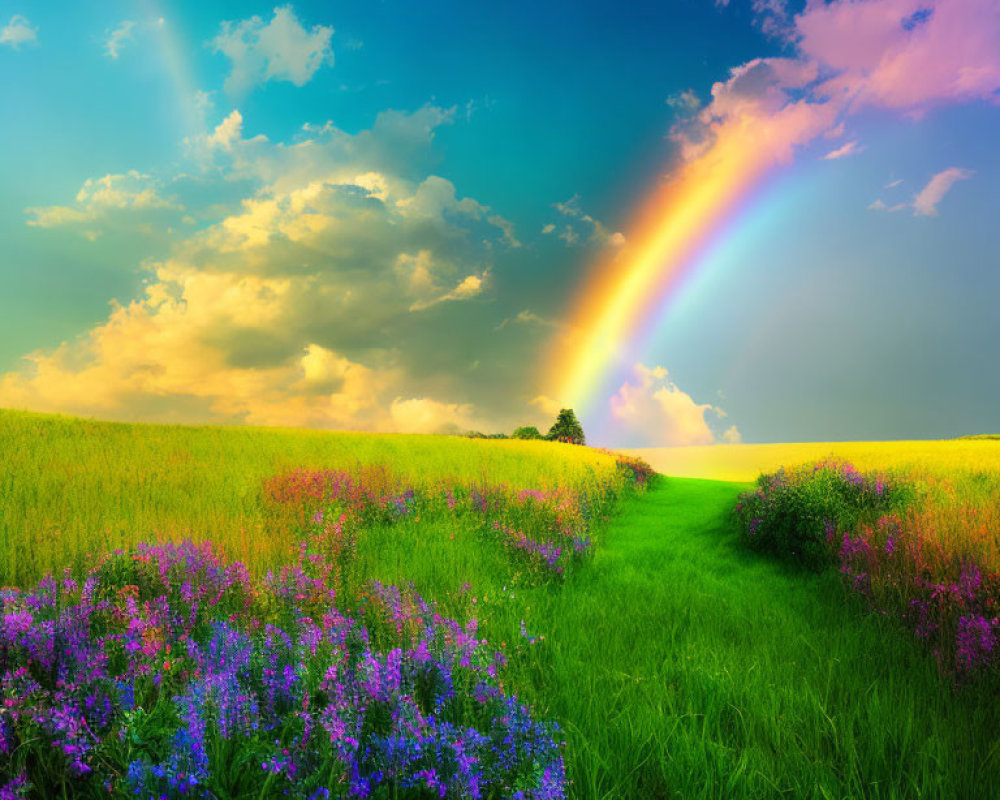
{"left": 495, "top": 310, "right": 563, "bottom": 331}
{"left": 666, "top": 89, "right": 702, "bottom": 113}
{"left": 721, "top": 425, "right": 743, "bottom": 444}
{"left": 399, "top": 250, "right": 489, "bottom": 311}
{"left": 608, "top": 364, "right": 728, "bottom": 447}
{"left": 389, "top": 397, "right": 483, "bottom": 434}
{"left": 885, "top": 178, "right": 904, "bottom": 188}
{"left": 104, "top": 21, "right": 136, "bottom": 59}
{"left": 0, "top": 14, "right": 36, "bottom": 48}
{"left": 823, "top": 140, "right": 864, "bottom": 160}
{"left": 542, "top": 194, "right": 626, "bottom": 248}
{"left": 25, "top": 171, "right": 183, "bottom": 234}
{"left": 795, "top": 0, "right": 1000, "bottom": 114}
{"left": 868, "top": 166, "right": 973, "bottom": 215}
{"left": 3, "top": 107, "right": 524, "bottom": 433}
{"left": 868, "top": 198, "right": 909, "bottom": 213}
{"left": 752, "top": 0, "right": 793, "bottom": 40}
{"left": 204, "top": 109, "right": 254, "bottom": 152}
{"left": 211, "top": 5, "right": 334, "bottom": 95}
{"left": 671, "top": 0, "right": 1000, "bottom": 171}
{"left": 912, "top": 166, "right": 973, "bottom": 215}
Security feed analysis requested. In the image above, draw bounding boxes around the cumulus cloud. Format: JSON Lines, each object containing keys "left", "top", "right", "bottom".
{"left": 823, "top": 140, "right": 864, "bottom": 160}
{"left": 3, "top": 107, "right": 523, "bottom": 433}
{"left": 211, "top": 5, "right": 334, "bottom": 95}
{"left": 608, "top": 364, "right": 732, "bottom": 447}
{"left": 0, "top": 14, "right": 36, "bottom": 48}
{"left": 912, "top": 166, "right": 973, "bottom": 215}
{"left": 25, "top": 171, "right": 183, "bottom": 235}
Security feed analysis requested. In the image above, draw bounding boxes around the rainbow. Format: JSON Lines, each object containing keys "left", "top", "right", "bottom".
{"left": 551, "top": 130, "right": 780, "bottom": 427}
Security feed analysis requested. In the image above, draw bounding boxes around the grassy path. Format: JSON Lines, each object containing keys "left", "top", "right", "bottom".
{"left": 512, "top": 477, "right": 1000, "bottom": 799}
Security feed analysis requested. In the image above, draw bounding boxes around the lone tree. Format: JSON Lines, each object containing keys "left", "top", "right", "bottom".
{"left": 511, "top": 425, "right": 543, "bottom": 440}
{"left": 546, "top": 408, "right": 585, "bottom": 445}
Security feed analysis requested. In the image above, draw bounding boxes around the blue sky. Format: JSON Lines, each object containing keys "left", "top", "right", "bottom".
{"left": 1, "top": 1, "right": 998, "bottom": 443}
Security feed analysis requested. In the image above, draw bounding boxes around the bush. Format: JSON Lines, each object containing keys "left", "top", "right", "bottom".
{"left": 511, "top": 426, "right": 543, "bottom": 440}
{"left": 734, "top": 459, "right": 908, "bottom": 570}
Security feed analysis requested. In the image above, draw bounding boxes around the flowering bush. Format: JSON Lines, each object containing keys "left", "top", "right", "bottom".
{"left": 736, "top": 460, "right": 1000, "bottom": 682}
{"left": 0, "top": 541, "right": 566, "bottom": 799}
{"left": 734, "top": 459, "right": 908, "bottom": 570}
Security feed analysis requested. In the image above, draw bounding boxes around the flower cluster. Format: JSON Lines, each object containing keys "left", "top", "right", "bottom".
{"left": 838, "top": 511, "right": 1000, "bottom": 679}
{"left": 0, "top": 541, "right": 566, "bottom": 798}
{"left": 737, "top": 461, "right": 1000, "bottom": 681}
{"left": 264, "top": 464, "right": 643, "bottom": 579}
{"left": 734, "top": 459, "right": 906, "bottom": 570}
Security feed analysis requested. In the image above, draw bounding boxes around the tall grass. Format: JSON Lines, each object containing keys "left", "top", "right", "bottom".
{"left": 0, "top": 409, "right": 620, "bottom": 586}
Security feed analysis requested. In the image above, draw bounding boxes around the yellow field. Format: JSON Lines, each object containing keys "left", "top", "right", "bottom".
{"left": 624, "top": 439, "right": 1000, "bottom": 483}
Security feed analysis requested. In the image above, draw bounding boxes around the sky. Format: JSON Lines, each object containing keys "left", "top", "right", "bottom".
{"left": 0, "top": 0, "right": 997, "bottom": 446}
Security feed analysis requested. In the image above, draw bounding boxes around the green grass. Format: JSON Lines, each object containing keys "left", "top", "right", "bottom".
{"left": 2, "top": 409, "right": 997, "bottom": 797}
{"left": 345, "top": 478, "right": 999, "bottom": 799}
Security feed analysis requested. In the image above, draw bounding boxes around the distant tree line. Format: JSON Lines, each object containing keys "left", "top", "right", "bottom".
{"left": 464, "top": 408, "right": 585, "bottom": 445}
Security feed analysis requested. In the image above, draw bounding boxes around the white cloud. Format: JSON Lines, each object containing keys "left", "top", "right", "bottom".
{"left": 211, "top": 5, "right": 334, "bottom": 95}
{"left": 206, "top": 109, "right": 250, "bottom": 152}
{"left": 104, "top": 21, "right": 136, "bottom": 59}
{"left": 608, "top": 364, "right": 726, "bottom": 447}
{"left": 0, "top": 14, "right": 36, "bottom": 48}
{"left": 912, "top": 167, "right": 973, "bottom": 216}
{"left": 823, "top": 140, "right": 863, "bottom": 160}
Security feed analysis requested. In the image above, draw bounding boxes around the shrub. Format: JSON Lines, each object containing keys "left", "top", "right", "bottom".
{"left": 734, "top": 459, "right": 907, "bottom": 570}
{"left": 511, "top": 426, "right": 543, "bottom": 440}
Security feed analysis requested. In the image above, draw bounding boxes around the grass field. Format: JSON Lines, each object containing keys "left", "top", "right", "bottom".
{"left": 626, "top": 440, "right": 1000, "bottom": 482}
{"left": 2, "top": 410, "right": 998, "bottom": 797}
{"left": 0, "top": 409, "right": 621, "bottom": 586}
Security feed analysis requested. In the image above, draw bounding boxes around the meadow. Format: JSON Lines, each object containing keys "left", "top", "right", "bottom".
{"left": 0, "top": 409, "right": 621, "bottom": 587}
{"left": 1, "top": 410, "right": 999, "bottom": 798}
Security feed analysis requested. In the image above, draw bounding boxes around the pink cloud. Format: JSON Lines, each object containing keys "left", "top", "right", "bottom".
{"left": 608, "top": 364, "right": 726, "bottom": 447}
{"left": 674, "top": 0, "right": 1000, "bottom": 167}
{"left": 912, "top": 166, "right": 973, "bottom": 215}
{"left": 798, "top": 0, "right": 1000, "bottom": 113}
{"left": 823, "top": 140, "right": 864, "bottom": 159}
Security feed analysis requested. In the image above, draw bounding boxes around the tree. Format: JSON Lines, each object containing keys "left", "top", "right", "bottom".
{"left": 546, "top": 408, "right": 585, "bottom": 445}
{"left": 511, "top": 425, "right": 543, "bottom": 440}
